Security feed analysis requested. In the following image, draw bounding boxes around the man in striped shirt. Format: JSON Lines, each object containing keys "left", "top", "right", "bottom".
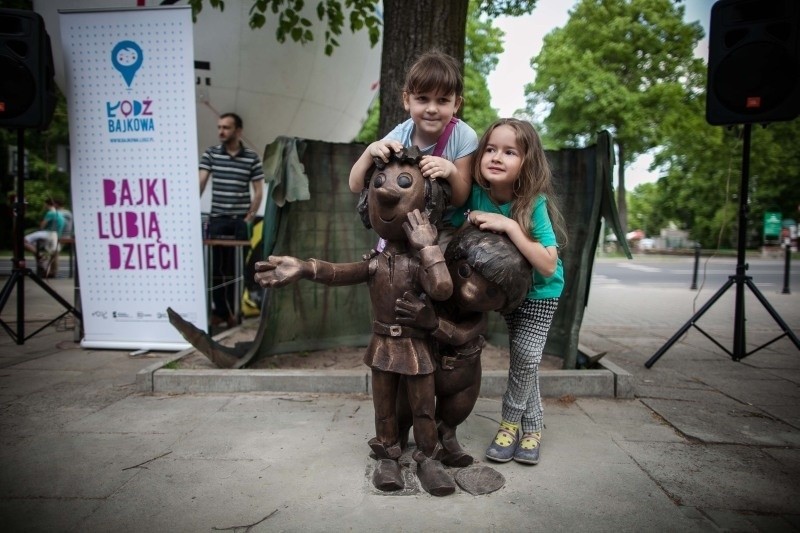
{"left": 199, "top": 113, "right": 264, "bottom": 329}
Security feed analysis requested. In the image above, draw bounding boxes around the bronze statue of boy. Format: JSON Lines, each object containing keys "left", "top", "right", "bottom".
{"left": 254, "top": 147, "right": 456, "bottom": 496}
{"left": 395, "top": 225, "right": 532, "bottom": 467}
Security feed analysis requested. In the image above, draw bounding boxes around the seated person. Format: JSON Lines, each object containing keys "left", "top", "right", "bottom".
{"left": 24, "top": 198, "right": 64, "bottom": 255}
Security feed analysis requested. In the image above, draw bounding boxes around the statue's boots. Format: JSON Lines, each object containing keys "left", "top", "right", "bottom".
{"left": 439, "top": 423, "right": 474, "bottom": 467}
{"left": 413, "top": 446, "right": 455, "bottom": 497}
{"left": 368, "top": 438, "right": 404, "bottom": 492}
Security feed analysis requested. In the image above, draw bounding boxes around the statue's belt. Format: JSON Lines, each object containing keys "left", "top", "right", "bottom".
{"left": 435, "top": 336, "right": 485, "bottom": 370}
{"left": 370, "top": 322, "right": 484, "bottom": 369}
{"left": 372, "top": 321, "right": 428, "bottom": 339}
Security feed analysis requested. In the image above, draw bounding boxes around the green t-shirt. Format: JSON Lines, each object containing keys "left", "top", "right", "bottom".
{"left": 452, "top": 184, "right": 564, "bottom": 300}
{"left": 42, "top": 209, "right": 65, "bottom": 237}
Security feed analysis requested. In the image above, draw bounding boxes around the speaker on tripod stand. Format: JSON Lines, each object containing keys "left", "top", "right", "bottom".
{"left": 706, "top": 0, "right": 800, "bottom": 126}
{"left": 0, "top": 8, "right": 81, "bottom": 345}
{"left": 645, "top": 0, "right": 800, "bottom": 367}
{"left": 0, "top": 8, "right": 56, "bottom": 129}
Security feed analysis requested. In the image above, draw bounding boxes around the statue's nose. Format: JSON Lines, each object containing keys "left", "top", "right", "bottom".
{"left": 375, "top": 186, "right": 401, "bottom": 206}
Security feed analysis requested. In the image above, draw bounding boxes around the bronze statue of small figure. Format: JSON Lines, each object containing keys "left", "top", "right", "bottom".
{"left": 254, "top": 147, "right": 457, "bottom": 496}
{"left": 395, "top": 225, "right": 532, "bottom": 467}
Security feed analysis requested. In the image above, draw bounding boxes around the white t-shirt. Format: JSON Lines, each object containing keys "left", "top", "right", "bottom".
{"left": 383, "top": 118, "right": 478, "bottom": 162}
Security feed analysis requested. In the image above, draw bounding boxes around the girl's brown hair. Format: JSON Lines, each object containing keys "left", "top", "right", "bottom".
{"left": 472, "top": 118, "right": 567, "bottom": 247}
{"left": 404, "top": 49, "right": 464, "bottom": 97}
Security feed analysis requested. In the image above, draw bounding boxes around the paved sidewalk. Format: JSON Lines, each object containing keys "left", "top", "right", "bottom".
{"left": 1, "top": 259, "right": 799, "bottom": 532}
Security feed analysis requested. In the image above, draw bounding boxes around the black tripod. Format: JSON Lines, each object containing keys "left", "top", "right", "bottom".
{"left": 0, "top": 128, "right": 81, "bottom": 345}
{"left": 645, "top": 123, "right": 800, "bottom": 368}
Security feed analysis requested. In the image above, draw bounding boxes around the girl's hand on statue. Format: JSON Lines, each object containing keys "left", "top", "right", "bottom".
{"left": 368, "top": 140, "right": 404, "bottom": 163}
{"left": 420, "top": 156, "right": 454, "bottom": 180}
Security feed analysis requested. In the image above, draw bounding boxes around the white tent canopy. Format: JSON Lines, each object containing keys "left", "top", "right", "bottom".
{"left": 35, "top": 0, "right": 381, "bottom": 154}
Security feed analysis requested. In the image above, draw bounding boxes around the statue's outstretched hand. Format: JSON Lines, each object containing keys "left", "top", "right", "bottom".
{"left": 395, "top": 291, "right": 438, "bottom": 330}
{"left": 403, "top": 209, "right": 438, "bottom": 250}
{"left": 254, "top": 256, "right": 306, "bottom": 287}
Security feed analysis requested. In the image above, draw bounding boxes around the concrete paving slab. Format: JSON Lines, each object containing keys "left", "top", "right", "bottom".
{"left": 77, "top": 456, "right": 279, "bottom": 532}
{"left": 73, "top": 394, "right": 712, "bottom": 533}
{"left": 11, "top": 347, "right": 170, "bottom": 380}
{"left": 702, "top": 508, "right": 783, "bottom": 532}
{"left": 642, "top": 397, "right": 800, "bottom": 446}
{"left": 758, "top": 404, "right": 800, "bottom": 429}
{"left": 575, "top": 398, "right": 685, "bottom": 443}
{"left": 635, "top": 383, "right": 726, "bottom": 402}
{"left": 761, "top": 447, "right": 800, "bottom": 476}
{"left": 0, "top": 401, "right": 98, "bottom": 437}
{"left": 65, "top": 394, "right": 232, "bottom": 435}
{"left": 675, "top": 357, "right": 791, "bottom": 380}
{"left": 761, "top": 367, "right": 800, "bottom": 385}
{"left": 711, "top": 376, "right": 800, "bottom": 407}
{"left": 616, "top": 441, "right": 800, "bottom": 515}
{"left": 1, "top": 265, "right": 797, "bottom": 530}
{"left": 0, "top": 431, "right": 177, "bottom": 499}
{"left": 0, "top": 498, "right": 102, "bottom": 532}
{"left": 0, "top": 369, "right": 82, "bottom": 398}
{"left": 743, "top": 351, "right": 800, "bottom": 370}
{"left": 172, "top": 396, "right": 373, "bottom": 462}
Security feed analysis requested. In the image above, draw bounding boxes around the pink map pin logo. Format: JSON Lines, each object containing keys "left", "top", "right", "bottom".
{"left": 112, "top": 41, "right": 143, "bottom": 87}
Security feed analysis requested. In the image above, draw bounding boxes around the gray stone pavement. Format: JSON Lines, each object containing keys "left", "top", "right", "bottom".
{"left": 1, "top": 257, "right": 799, "bottom": 532}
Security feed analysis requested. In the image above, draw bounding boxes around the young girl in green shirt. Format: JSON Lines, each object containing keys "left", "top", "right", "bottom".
{"left": 452, "top": 118, "right": 566, "bottom": 465}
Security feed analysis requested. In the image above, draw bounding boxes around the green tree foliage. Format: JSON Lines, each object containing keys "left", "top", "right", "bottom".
{"left": 462, "top": 1, "right": 504, "bottom": 133}
{"left": 627, "top": 68, "right": 800, "bottom": 250}
{"left": 354, "top": 0, "right": 503, "bottom": 143}
{"left": 645, "top": 90, "right": 744, "bottom": 248}
{"left": 353, "top": 97, "right": 380, "bottom": 143}
{"left": 649, "top": 119, "right": 800, "bottom": 249}
{"left": 524, "top": 0, "right": 705, "bottom": 232}
{"left": 626, "top": 182, "right": 664, "bottom": 237}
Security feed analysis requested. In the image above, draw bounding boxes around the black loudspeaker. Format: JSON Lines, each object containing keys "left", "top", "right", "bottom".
{"left": 706, "top": 0, "right": 800, "bottom": 125}
{"left": 0, "top": 8, "right": 55, "bottom": 129}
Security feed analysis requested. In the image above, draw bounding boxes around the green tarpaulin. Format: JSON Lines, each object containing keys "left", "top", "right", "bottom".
{"left": 250, "top": 133, "right": 628, "bottom": 369}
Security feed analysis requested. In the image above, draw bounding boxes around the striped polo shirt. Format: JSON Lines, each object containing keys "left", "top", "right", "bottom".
{"left": 200, "top": 143, "right": 264, "bottom": 216}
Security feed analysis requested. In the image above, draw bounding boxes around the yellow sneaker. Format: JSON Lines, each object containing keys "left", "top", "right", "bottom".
{"left": 513, "top": 431, "right": 541, "bottom": 465}
{"left": 485, "top": 421, "right": 518, "bottom": 463}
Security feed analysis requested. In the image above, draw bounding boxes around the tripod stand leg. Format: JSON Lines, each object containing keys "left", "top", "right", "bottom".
{"left": 744, "top": 278, "right": 800, "bottom": 352}
{"left": 24, "top": 269, "right": 82, "bottom": 320}
{"left": 1, "top": 129, "right": 82, "bottom": 345}
{"left": 645, "top": 277, "right": 735, "bottom": 368}
{"left": 733, "top": 272, "right": 747, "bottom": 360}
{"left": 0, "top": 268, "right": 82, "bottom": 345}
{"left": 0, "top": 269, "right": 25, "bottom": 343}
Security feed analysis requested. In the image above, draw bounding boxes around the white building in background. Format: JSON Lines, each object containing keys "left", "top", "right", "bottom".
{"left": 34, "top": 0, "right": 382, "bottom": 210}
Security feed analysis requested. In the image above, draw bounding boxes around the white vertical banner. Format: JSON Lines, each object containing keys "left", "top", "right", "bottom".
{"left": 60, "top": 6, "right": 205, "bottom": 350}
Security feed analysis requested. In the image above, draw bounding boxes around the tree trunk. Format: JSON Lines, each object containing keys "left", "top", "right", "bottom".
{"left": 616, "top": 140, "right": 627, "bottom": 235}
{"left": 378, "top": 0, "right": 469, "bottom": 136}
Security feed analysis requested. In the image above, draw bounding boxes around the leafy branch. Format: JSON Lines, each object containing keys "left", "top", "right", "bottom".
{"left": 187, "top": 0, "right": 382, "bottom": 56}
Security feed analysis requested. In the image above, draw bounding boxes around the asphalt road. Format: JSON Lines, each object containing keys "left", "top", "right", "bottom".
{"left": 592, "top": 253, "right": 798, "bottom": 292}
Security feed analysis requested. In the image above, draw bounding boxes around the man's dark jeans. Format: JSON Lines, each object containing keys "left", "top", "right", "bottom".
{"left": 208, "top": 216, "right": 249, "bottom": 321}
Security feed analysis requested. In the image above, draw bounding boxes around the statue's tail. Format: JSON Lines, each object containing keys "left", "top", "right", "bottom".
{"left": 167, "top": 307, "right": 247, "bottom": 368}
